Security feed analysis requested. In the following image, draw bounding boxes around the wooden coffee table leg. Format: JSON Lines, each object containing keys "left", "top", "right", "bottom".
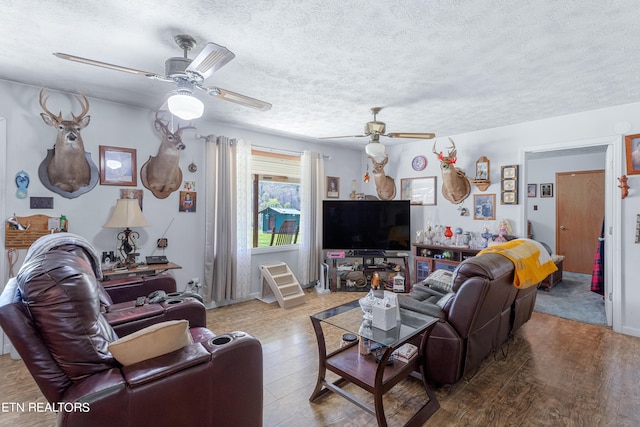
{"left": 309, "top": 316, "right": 328, "bottom": 401}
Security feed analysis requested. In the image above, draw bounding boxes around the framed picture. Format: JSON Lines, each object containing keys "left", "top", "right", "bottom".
{"left": 500, "top": 164, "right": 519, "bottom": 205}
{"left": 326, "top": 176, "right": 340, "bottom": 198}
{"left": 625, "top": 134, "right": 640, "bottom": 175}
{"left": 99, "top": 146, "right": 137, "bottom": 186}
{"left": 400, "top": 176, "right": 437, "bottom": 205}
{"left": 540, "top": 183, "right": 554, "bottom": 198}
{"left": 502, "top": 165, "right": 517, "bottom": 179}
{"left": 473, "top": 194, "right": 496, "bottom": 220}
{"left": 475, "top": 156, "right": 490, "bottom": 180}
{"left": 119, "top": 189, "right": 143, "bottom": 211}
{"left": 527, "top": 184, "right": 537, "bottom": 198}
{"left": 179, "top": 191, "right": 196, "bottom": 212}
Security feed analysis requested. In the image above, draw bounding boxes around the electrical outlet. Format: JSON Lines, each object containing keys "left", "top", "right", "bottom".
{"left": 30, "top": 197, "right": 54, "bottom": 209}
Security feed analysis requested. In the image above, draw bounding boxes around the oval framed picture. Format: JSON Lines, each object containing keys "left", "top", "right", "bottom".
{"left": 411, "top": 155, "right": 427, "bottom": 171}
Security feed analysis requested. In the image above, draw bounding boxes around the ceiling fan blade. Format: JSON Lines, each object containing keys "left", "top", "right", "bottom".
{"left": 319, "top": 135, "right": 367, "bottom": 139}
{"left": 386, "top": 132, "right": 436, "bottom": 139}
{"left": 53, "top": 52, "right": 161, "bottom": 78}
{"left": 186, "top": 42, "right": 235, "bottom": 80}
{"left": 203, "top": 86, "right": 271, "bottom": 111}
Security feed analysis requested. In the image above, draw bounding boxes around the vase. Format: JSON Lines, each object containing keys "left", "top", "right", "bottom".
{"left": 444, "top": 226, "right": 453, "bottom": 239}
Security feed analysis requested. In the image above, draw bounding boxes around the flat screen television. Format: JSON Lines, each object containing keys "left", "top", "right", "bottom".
{"left": 322, "top": 200, "right": 411, "bottom": 251}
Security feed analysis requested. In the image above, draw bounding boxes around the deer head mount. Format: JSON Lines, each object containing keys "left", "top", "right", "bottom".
{"left": 433, "top": 138, "right": 470, "bottom": 204}
{"left": 37, "top": 87, "right": 98, "bottom": 198}
{"left": 141, "top": 113, "right": 195, "bottom": 199}
{"left": 368, "top": 155, "right": 396, "bottom": 200}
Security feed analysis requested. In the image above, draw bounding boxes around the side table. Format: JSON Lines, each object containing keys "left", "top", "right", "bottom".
{"left": 309, "top": 300, "right": 439, "bottom": 426}
{"left": 101, "top": 262, "right": 182, "bottom": 281}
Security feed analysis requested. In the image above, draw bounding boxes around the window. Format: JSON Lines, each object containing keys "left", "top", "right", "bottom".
{"left": 251, "top": 150, "right": 301, "bottom": 247}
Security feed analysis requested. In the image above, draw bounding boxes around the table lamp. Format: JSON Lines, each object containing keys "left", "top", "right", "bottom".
{"left": 103, "top": 198, "right": 148, "bottom": 267}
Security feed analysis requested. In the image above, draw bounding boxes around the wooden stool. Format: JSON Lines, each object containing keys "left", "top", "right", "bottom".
{"left": 539, "top": 255, "right": 564, "bottom": 291}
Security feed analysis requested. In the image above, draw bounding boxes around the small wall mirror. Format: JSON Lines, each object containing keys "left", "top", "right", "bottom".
{"left": 475, "top": 156, "right": 490, "bottom": 181}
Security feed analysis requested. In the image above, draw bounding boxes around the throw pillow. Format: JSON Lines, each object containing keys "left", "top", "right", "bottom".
{"left": 424, "top": 269, "right": 454, "bottom": 293}
{"left": 108, "top": 320, "right": 193, "bottom": 366}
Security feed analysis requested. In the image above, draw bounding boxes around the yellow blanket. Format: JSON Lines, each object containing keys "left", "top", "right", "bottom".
{"left": 478, "top": 238, "right": 558, "bottom": 289}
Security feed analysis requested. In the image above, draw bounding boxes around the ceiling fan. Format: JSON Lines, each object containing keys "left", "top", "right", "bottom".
{"left": 53, "top": 34, "right": 271, "bottom": 119}
{"left": 320, "top": 107, "right": 435, "bottom": 149}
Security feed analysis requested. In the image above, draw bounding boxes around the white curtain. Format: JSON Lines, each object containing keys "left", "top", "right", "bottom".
{"left": 204, "top": 136, "right": 251, "bottom": 302}
{"left": 298, "top": 151, "right": 324, "bottom": 286}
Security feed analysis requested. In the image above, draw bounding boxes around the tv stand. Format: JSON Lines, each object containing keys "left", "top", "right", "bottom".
{"left": 324, "top": 250, "right": 410, "bottom": 293}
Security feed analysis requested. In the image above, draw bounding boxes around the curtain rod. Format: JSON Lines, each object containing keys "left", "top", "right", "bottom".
{"left": 252, "top": 144, "right": 330, "bottom": 159}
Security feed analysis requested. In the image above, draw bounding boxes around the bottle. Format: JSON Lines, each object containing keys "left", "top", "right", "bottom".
{"left": 59, "top": 215, "right": 67, "bottom": 232}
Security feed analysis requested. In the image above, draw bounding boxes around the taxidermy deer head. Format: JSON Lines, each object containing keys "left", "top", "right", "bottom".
{"left": 39, "top": 87, "right": 93, "bottom": 193}
{"left": 433, "top": 138, "right": 470, "bottom": 204}
{"left": 141, "top": 113, "right": 194, "bottom": 199}
{"left": 368, "top": 155, "right": 396, "bottom": 200}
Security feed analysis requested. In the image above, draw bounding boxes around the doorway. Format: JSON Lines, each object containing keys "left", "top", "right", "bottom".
{"left": 522, "top": 138, "right": 623, "bottom": 330}
{"left": 556, "top": 170, "right": 605, "bottom": 274}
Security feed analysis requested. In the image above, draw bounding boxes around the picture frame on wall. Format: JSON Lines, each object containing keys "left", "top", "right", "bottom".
{"left": 540, "top": 183, "right": 554, "bottom": 198}
{"left": 473, "top": 194, "right": 496, "bottom": 220}
{"left": 326, "top": 176, "right": 340, "bottom": 198}
{"left": 500, "top": 164, "right": 519, "bottom": 205}
{"left": 625, "top": 134, "right": 640, "bottom": 175}
{"left": 400, "top": 176, "right": 437, "bottom": 205}
{"left": 99, "top": 146, "right": 137, "bottom": 186}
{"left": 527, "top": 184, "right": 537, "bottom": 197}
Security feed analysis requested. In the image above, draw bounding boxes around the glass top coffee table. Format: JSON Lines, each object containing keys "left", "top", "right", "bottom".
{"left": 309, "top": 299, "right": 439, "bottom": 427}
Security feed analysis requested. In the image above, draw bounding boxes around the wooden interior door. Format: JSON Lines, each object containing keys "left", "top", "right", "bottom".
{"left": 556, "top": 170, "right": 605, "bottom": 274}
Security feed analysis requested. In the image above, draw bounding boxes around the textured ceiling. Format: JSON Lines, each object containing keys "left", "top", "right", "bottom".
{"left": 2, "top": 0, "right": 640, "bottom": 148}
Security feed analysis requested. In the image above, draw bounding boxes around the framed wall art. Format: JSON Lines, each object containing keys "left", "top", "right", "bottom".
{"left": 540, "top": 183, "right": 554, "bottom": 198}
{"left": 500, "top": 164, "right": 519, "bottom": 205}
{"left": 99, "top": 146, "right": 137, "bottom": 186}
{"left": 326, "top": 176, "right": 339, "bottom": 198}
{"left": 625, "top": 134, "right": 640, "bottom": 175}
{"left": 527, "top": 184, "right": 537, "bottom": 198}
{"left": 473, "top": 194, "right": 496, "bottom": 220}
{"left": 400, "top": 176, "right": 437, "bottom": 205}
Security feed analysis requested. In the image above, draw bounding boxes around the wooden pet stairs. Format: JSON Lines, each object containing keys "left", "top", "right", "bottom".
{"left": 259, "top": 263, "right": 306, "bottom": 309}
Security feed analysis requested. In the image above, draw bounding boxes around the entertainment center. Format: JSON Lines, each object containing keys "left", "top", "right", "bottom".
{"left": 322, "top": 200, "right": 411, "bottom": 292}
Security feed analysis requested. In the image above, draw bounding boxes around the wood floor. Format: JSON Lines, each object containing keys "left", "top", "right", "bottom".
{"left": 1, "top": 289, "right": 640, "bottom": 426}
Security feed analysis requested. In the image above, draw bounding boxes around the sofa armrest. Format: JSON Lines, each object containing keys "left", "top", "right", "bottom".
{"left": 101, "top": 275, "right": 177, "bottom": 303}
{"left": 122, "top": 342, "right": 211, "bottom": 388}
{"left": 105, "top": 299, "right": 207, "bottom": 336}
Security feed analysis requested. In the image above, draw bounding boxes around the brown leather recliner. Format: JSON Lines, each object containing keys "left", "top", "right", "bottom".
{"left": 48, "top": 243, "right": 207, "bottom": 337}
{"left": 400, "top": 253, "right": 534, "bottom": 385}
{"left": 0, "top": 248, "right": 263, "bottom": 427}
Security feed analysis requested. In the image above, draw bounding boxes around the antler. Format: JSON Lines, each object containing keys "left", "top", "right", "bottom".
{"left": 39, "top": 88, "right": 63, "bottom": 122}
{"left": 447, "top": 138, "right": 457, "bottom": 160}
{"left": 174, "top": 123, "right": 196, "bottom": 136}
{"left": 71, "top": 93, "right": 90, "bottom": 121}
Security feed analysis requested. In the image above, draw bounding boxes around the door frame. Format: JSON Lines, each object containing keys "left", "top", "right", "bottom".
{"left": 520, "top": 136, "right": 622, "bottom": 331}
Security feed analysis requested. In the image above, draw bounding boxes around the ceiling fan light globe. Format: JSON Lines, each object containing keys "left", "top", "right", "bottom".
{"left": 168, "top": 93, "right": 204, "bottom": 120}
{"left": 365, "top": 141, "right": 386, "bottom": 158}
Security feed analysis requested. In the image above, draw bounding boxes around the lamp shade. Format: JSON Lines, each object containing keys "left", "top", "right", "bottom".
{"left": 168, "top": 93, "right": 204, "bottom": 120}
{"left": 365, "top": 141, "right": 386, "bottom": 158}
{"left": 103, "top": 199, "right": 149, "bottom": 228}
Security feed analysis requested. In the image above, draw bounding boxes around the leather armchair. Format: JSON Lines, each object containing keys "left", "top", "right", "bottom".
{"left": 51, "top": 243, "right": 207, "bottom": 337}
{"left": 0, "top": 248, "right": 263, "bottom": 427}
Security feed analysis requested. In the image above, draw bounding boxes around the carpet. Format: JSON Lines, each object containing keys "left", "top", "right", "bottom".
{"left": 534, "top": 272, "right": 606, "bottom": 325}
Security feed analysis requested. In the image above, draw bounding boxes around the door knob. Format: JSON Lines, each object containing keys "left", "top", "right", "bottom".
{"left": 560, "top": 225, "right": 566, "bottom": 230}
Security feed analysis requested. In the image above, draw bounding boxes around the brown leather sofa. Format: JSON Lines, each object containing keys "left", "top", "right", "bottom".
{"left": 399, "top": 253, "right": 536, "bottom": 385}
{"left": 0, "top": 247, "right": 263, "bottom": 427}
